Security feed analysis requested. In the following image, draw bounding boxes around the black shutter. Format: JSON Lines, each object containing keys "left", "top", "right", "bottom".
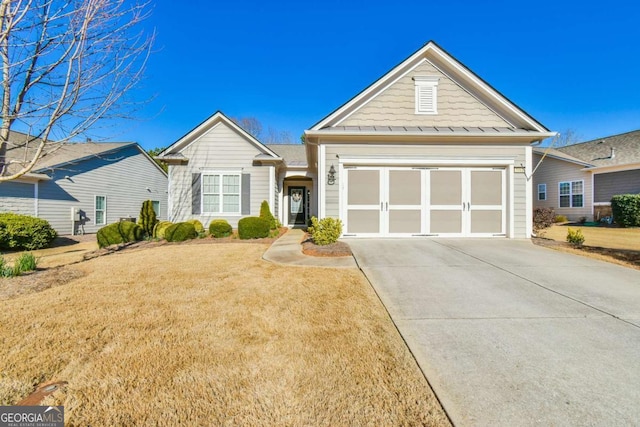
{"left": 192, "top": 173, "right": 201, "bottom": 215}
{"left": 241, "top": 173, "right": 250, "bottom": 215}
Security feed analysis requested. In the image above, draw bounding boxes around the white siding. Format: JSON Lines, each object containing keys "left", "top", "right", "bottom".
{"left": 37, "top": 145, "right": 168, "bottom": 235}
{"left": 168, "top": 121, "right": 272, "bottom": 228}
{"left": 324, "top": 142, "right": 529, "bottom": 237}
{"left": 532, "top": 154, "right": 593, "bottom": 221}
{"left": 0, "top": 181, "right": 35, "bottom": 216}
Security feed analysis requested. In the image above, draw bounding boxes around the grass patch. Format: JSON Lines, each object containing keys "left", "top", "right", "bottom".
{"left": 538, "top": 224, "right": 640, "bottom": 251}
{"left": 0, "top": 244, "right": 449, "bottom": 426}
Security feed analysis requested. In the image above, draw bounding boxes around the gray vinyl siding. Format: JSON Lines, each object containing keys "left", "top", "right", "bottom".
{"left": 168, "top": 121, "right": 272, "bottom": 228}
{"left": 0, "top": 181, "right": 35, "bottom": 215}
{"left": 532, "top": 154, "right": 592, "bottom": 221}
{"left": 37, "top": 145, "right": 168, "bottom": 235}
{"left": 594, "top": 170, "right": 640, "bottom": 203}
{"left": 324, "top": 142, "right": 529, "bottom": 237}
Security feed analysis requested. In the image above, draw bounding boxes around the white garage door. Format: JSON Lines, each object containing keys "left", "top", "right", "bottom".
{"left": 343, "top": 166, "right": 506, "bottom": 237}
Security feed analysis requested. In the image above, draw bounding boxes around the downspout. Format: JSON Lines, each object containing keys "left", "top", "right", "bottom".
{"left": 34, "top": 181, "right": 39, "bottom": 216}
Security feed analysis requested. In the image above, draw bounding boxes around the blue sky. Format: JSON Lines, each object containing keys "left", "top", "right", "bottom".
{"left": 115, "top": 0, "right": 640, "bottom": 149}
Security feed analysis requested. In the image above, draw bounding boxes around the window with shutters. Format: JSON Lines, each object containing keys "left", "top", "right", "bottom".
{"left": 202, "top": 173, "right": 241, "bottom": 214}
{"left": 414, "top": 76, "right": 439, "bottom": 114}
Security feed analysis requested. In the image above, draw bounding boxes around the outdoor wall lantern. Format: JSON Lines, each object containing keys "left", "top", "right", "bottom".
{"left": 327, "top": 164, "right": 336, "bottom": 185}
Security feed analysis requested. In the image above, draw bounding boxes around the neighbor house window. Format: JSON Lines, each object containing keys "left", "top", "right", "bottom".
{"left": 559, "top": 181, "right": 583, "bottom": 208}
{"left": 152, "top": 200, "right": 160, "bottom": 216}
{"left": 538, "top": 184, "right": 547, "bottom": 201}
{"left": 202, "top": 173, "right": 241, "bottom": 214}
{"left": 414, "top": 76, "right": 439, "bottom": 114}
{"left": 95, "top": 195, "right": 106, "bottom": 225}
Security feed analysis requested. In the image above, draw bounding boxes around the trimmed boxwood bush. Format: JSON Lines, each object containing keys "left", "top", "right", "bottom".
{"left": 209, "top": 219, "right": 232, "bottom": 238}
{"left": 186, "top": 219, "right": 205, "bottom": 234}
{"left": 611, "top": 194, "right": 640, "bottom": 227}
{"left": 259, "top": 200, "right": 278, "bottom": 230}
{"left": 97, "top": 221, "right": 144, "bottom": 248}
{"left": 153, "top": 221, "right": 173, "bottom": 239}
{"left": 238, "top": 216, "right": 270, "bottom": 239}
{"left": 0, "top": 213, "right": 57, "bottom": 250}
{"left": 308, "top": 216, "right": 342, "bottom": 245}
{"left": 164, "top": 222, "right": 198, "bottom": 242}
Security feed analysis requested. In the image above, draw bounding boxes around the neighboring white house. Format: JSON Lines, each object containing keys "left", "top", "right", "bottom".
{"left": 159, "top": 41, "right": 555, "bottom": 238}
{"left": 0, "top": 133, "right": 168, "bottom": 235}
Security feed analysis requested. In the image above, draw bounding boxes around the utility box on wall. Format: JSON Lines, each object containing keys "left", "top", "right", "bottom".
{"left": 71, "top": 207, "right": 81, "bottom": 222}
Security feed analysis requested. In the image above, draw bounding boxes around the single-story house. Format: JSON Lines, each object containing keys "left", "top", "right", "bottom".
{"left": 533, "top": 130, "right": 640, "bottom": 221}
{"left": 0, "top": 132, "right": 168, "bottom": 235}
{"left": 158, "top": 41, "right": 555, "bottom": 238}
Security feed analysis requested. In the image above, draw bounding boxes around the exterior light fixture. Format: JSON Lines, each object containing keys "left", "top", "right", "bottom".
{"left": 327, "top": 164, "right": 336, "bottom": 185}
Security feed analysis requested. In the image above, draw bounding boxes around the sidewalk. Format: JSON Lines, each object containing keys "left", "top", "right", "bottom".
{"left": 262, "top": 229, "right": 357, "bottom": 268}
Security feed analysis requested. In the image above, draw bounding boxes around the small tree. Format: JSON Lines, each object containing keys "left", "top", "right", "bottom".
{"left": 259, "top": 200, "right": 277, "bottom": 230}
{"left": 138, "top": 200, "right": 157, "bottom": 237}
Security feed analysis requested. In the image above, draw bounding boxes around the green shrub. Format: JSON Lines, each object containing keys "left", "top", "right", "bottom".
{"left": 259, "top": 200, "right": 278, "bottom": 230}
{"left": 209, "top": 219, "right": 232, "bottom": 238}
{"left": 0, "top": 213, "right": 57, "bottom": 250}
{"left": 532, "top": 208, "right": 555, "bottom": 232}
{"left": 186, "top": 219, "right": 205, "bottom": 234}
{"left": 611, "top": 194, "right": 640, "bottom": 227}
{"left": 566, "top": 228, "right": 585, "bottom": 247}
{"left": 308, "top": 216, "right": 342, "bottom": 246}
{"left": 138, "top": 200, "right": 158, "bottom": 237}
{"left": 96, "top": 221, "right": 144, "bottom": 248}
{"left": 153, "top": 221, "right": 173, "bottom": 239}
{"left": 0, "top": 256, "right": 15, "bottom": 278}
{"left": 164, "top": 222, "right": 198, "bottom": 242}
{"left": 238, "top": 217, "right": 270, "bottom": 239}
{"left": 554, "top": 215, "right": 568, "bottom": 223}
{"left": 15, "top": 252, "right": 37, "bottom": 273}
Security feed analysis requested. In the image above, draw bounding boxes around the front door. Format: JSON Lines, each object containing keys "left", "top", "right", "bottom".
{"left": 288, "top": 187, "right": 306, "bottom": 225}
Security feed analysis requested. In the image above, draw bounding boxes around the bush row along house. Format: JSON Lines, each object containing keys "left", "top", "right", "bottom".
{"left": 532, "top": 130, "right": 640, "bottom": 221}
{"left": 0, "top": 132, "right": 168, "bottom": 235}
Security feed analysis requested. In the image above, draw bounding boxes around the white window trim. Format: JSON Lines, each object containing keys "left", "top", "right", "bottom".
{"left": 537, "top": 183, "right": 547, "bottom": 201}
{"left": 558, "top": 180, "right": 584, "bottom": 208}
{"left": 414, "top": 76, "right": 439, "bottom": 115}
{"left": 95, "top": 195, "right": 107, "bottom": 225}
{"left": 201, "top": 171, "right": 242, "bottom": 215}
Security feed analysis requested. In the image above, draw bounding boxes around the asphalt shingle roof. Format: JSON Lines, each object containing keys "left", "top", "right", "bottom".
{"left": 556, "top": 130, "right": 640, "bottom": 168}
{"left": 266, "top": 144, "right": 307, "bottom": 166}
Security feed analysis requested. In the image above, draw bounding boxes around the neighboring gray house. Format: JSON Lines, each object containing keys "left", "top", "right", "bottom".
{"left": 1, "top": 133, "right": 168, "bottom": 235}
{"left": 533, "top": 130, "right": 640, "bottom": 221}
{"left": 160, "top": 41, "right": 555, "bottom": 238}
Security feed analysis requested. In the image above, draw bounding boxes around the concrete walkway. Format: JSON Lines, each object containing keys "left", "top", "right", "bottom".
{"left": 349, "top": 238, "right": 640, "bottom": 427}
{"left": 262, "top": 229, "right": 357, "bottom": 268}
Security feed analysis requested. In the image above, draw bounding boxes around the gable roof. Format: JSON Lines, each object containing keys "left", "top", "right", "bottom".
{"left": 307, "top": 41, "right": 554, "bottom": 140}
{"left": 4, "top": 131, "right": 165, "bottom": 178}
{"left": 556, "top": 129, "right": 640, "bottom": 168}
{"left": 158, "top": 111, "right": 281, "bottom": 159}
{"left": 266, "top": 144, "right": 307, "bottom": 167}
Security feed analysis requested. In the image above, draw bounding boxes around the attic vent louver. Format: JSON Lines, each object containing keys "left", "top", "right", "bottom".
{"left": 414, "top": 76, "right": 439, "bottom": 114}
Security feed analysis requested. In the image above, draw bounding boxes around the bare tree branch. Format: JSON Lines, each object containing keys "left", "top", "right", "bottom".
{"left": 0, "top": 0, "right": 154, "bottom": 181}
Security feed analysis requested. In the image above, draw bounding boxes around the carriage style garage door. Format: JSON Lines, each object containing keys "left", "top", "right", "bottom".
{"left": 343, "top": 166, "right": 506, "bottom": 237}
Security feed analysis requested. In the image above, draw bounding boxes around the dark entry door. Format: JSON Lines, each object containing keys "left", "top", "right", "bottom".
{"left": 288, "top": 187, "right": 306, "bottom": 225}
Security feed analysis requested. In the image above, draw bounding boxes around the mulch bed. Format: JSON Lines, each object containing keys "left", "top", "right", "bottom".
{"left": 532, "top": 237, "right": 640, "bottom": 270}
{"left": 301, "top": 233, "right": 352, "bottom": 257}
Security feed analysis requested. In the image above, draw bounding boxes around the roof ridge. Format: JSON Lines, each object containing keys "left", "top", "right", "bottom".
{"left": 559, "top": 128, "right": 640, "bottom": 148}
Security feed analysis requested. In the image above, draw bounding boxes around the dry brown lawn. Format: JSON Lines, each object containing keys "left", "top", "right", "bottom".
{"left": 0, "top": 243, "right": 450, "bottom": 426}
{"left": 538, "top": 224, "right": 640, "bottom": 251}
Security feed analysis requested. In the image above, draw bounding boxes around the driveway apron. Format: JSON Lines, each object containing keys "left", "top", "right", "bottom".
{"left": 348, "top": 238, "right": 640, "bottom": 426}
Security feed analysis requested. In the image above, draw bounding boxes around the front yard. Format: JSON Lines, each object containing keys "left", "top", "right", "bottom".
{"left": 535, "top": 224, "right": 640, "bottom": 269}
{"left": 0, "top": 243, "right": 449, "bottom": 426}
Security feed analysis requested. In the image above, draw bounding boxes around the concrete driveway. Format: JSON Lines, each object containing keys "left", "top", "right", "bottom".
{"left": 348, "top": 239, "right": 640, "bottom": 426}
